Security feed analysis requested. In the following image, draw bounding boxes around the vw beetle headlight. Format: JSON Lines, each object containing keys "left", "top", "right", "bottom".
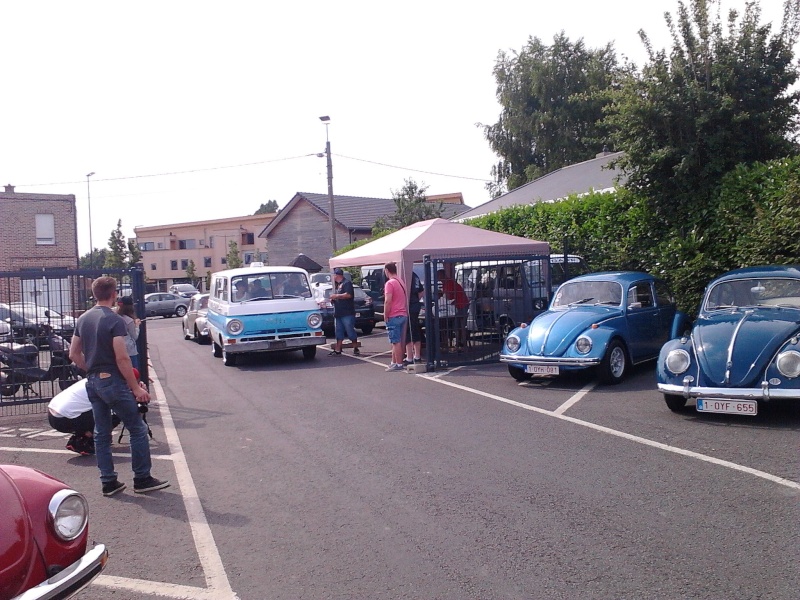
{"left": 665, "top": 349, "right": 691, "bottom": 374}
{"left": 776, "top": 350, "right": 800, "bottom": 378}
{"left": 226, "top": 319, "right": 243, "bottom": 334}
{"left": 505, "top": 335, "right": 521, "bottom": 353}
{"left": 575, "top": 336, "right": 592, "bottom": 354}
{"left": 308, "top": 312, "right": 322, "bottom": 328}
{"left": 49, "top": 490, "right": 88, "bottom": 541}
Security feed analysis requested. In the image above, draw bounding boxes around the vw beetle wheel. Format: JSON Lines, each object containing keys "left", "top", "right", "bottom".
{"left": 302, "top": 346, "right": 317, "bottom": 360}
{"left": 598, "top": 340, "right": 627, "bottom": 384}
{"left": 507, "top": 365, "right": 531, "bottom": 382}
{"left": 664, "top": 394, "right": 687, "bottom": 412}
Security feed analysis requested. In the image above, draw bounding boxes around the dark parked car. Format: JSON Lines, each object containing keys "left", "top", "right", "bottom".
{"left": 501, "top": 271, "right": 689, "bottom": 384}
{"left": 315, "top": 284, "right": 375, "bottom": 336}
{"left": 658, "top": 265, "right": 800, "bottom": 415}
{"left": 0, "top": 303, "right": 49, "bottom": 347}
{"left": 9, "top": 303, "right": 76, "bottom": 340}
{"left": 0, "top": 464, "right": 107, "bottom": 598}
{"left": 144, "top": 293, "right": 190, "bottom": 318}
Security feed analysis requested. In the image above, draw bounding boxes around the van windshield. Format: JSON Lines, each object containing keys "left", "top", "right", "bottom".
{"left": 231, "top": 272, "right": 312, "bottom": 302}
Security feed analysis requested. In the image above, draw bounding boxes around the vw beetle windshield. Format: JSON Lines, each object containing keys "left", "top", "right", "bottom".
{"left": 705, "top": 277, "right": 800, "bottom": 311}
{"left": 553, "top": 281, "right": 622, "bottom": 308}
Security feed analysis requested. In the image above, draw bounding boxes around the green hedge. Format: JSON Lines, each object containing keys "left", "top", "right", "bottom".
{"left": 467, "top": 156, "right": 800, "bottom": 314}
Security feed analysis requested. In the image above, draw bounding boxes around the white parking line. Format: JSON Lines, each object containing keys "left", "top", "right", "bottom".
{"left": 424, "top": 376, "right": 800, "bottom": 492}
{"left": 553, "top": 382, "right": 596, "bottom": 415}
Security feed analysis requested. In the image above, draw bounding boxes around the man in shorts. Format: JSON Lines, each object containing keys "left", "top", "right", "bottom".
{"left": 383, "top": 262, "right": 408, "bottom": 371}
{"left": 328, "top": 268, "right": 360, "bottom": 356}
{"left": 70, "top": 276, "right": 170, "bottom": 497}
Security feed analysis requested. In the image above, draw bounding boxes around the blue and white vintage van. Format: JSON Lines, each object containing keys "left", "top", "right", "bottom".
{"left": 206, "top": 264, "right": 326, "bottom": 366}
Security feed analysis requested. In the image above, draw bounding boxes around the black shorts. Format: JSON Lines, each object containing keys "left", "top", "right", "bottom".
{"left": 406, "top": 307, "right": 422, "bottom": 342}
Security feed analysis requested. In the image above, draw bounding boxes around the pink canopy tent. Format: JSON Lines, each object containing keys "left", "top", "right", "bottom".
{"left": 328, "top": 218, "right": 550, "bottom": 284}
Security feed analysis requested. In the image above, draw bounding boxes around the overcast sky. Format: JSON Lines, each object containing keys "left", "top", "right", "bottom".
{"left": 1, "top": 1, "right": 791, "bottom": 256}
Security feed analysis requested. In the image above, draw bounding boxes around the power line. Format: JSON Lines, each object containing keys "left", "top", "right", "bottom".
{"left": 336, "top": 154, "right": 491, "bottom": 182}
{"left": 17, "top": 151, "right": 491, "bottom": 188}
{"left": 19, "top": 154, "right": 318, "bottom": 187}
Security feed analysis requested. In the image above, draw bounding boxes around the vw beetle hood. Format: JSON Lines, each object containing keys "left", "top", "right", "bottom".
{"left": 525, "top": 306, "right": 621, "bottom": 355}
{"left": 694, "top": 308, "right": 800, "bottom": 386}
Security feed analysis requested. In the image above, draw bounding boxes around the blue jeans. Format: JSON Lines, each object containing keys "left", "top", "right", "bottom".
{"left": 386, "top": 316, "right": 407, "bottom": 344}
{"left": 87, "top": 373, "right": 151, "bottom": 483}
{"left": 335, "top": 315, "right": 358, "bottom": 342}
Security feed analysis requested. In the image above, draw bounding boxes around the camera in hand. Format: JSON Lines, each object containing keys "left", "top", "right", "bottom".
{"left": 137, "top": 402, "right": 148, "bottom": 414}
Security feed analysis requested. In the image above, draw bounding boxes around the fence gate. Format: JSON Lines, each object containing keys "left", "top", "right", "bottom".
{"left": 0, "top": 267, "right": 147, "bottom": 415}
{"left": 420, "top": 253, "right": 550, "bottom": 370}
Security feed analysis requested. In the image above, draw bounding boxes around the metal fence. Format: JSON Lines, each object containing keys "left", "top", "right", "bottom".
{"left": 420, "top": 253, "right": 550, "bottom": 369}
{"left": 0, "top": 267, "right": 147, "bottom": 415}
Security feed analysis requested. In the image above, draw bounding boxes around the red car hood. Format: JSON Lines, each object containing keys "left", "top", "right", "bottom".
{"left": 0, "top": 466, "right": 37, "bottom": 599}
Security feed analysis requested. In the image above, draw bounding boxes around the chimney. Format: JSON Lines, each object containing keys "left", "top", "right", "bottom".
{"left": 4, "top": 184, "right": 14, "bottom": 193}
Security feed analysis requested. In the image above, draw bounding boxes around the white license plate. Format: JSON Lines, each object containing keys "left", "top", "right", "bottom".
{"left": 355, "top": 312, "right": 361, "bottom": 317}
{"left": 696, "top": 398, "right": 757, "bottom": 416}
{"left": 525, "top": 365, "right": 559, "bottom": 375}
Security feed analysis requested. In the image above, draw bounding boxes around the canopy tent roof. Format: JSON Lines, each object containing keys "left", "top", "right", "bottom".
{"left": 329, "top": 219, "right": 549, "bottom": 281}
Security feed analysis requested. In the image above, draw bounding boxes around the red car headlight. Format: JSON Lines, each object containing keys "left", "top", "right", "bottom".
{"left": 48, "top": 489, "right": 89, "bottom": 541}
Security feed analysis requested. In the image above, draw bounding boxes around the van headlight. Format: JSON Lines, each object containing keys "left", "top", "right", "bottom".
{"left": 575, "top": 336, "right": 592, "bottom": 354}
{"left": 505, "top": 335, "right": 521, "bottom": 353}
{"left": 665, "top": 349, "right": 691, "bottom": 374}
{"left": 49, "top": 490, "right": 88, "bottom": 541}
{"left": 308, "top": 312, "right": 322, "bottom": 328}
{"left": 226, "top": 319, "right": 243, "bottom": 334}
{"left": 776, "top": 350, "right": 800, "bottom": 378}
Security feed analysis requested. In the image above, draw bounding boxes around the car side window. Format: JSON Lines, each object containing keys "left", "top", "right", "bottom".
{"left": 629, "top": 282, "right": 654, "bottom": 309}
{"left": 654, "top": 281, "right": 674, "bottom": 307}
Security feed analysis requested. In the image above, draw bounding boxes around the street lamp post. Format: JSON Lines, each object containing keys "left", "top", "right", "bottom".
{"left": 319, "top": 116, "right": 336, "bottom": 257}
{"left": 86, "top": 172, "right": 95, "bottom": 269}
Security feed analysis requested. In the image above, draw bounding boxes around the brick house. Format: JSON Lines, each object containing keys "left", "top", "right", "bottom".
{"left": 0, "top": 184, "right": 79, "bottom": 271}
{"left": 133, "top": 213, "right": 276, "bottom": 291}
{"left": 258, "top": 191, "right": 467, "bottom": 268}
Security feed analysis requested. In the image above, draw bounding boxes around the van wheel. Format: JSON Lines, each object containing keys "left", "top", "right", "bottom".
{"left": 664, "top": 394, "right": 687, "bottom": 412}
{"left": 212, "top": 341, "right": 222, "bottom": 358}
{"left": 361, "top": 325, "right": 374, "bottom": 335}
{"left": 222, "top": 349, "right": 237, "bottom": 367}
{"left": 302, "top": 346, "right": 317, "bottom": 360}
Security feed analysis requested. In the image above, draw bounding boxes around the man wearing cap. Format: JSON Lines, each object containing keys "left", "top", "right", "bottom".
{"left": 328, "top": 268, "right": 360, "bottom": 356}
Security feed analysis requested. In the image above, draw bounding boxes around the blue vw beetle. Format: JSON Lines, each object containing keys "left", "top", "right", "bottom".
{"left": 501, "top": 272, "right": 689, "bottom": 384}
{"left": 658, "top": 266, "right": 800, "bottom": 415}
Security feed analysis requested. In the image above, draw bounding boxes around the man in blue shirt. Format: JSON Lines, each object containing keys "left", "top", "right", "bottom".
{"left": 328, "top": 268, "right": 360, "bottom": 356}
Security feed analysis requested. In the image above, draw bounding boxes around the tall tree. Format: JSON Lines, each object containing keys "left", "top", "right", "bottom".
{"left": 186, "top": 259, "right": 197, "bottom": 285}
{"left": 79, "top": 248, "right": 107, "bottom": 269}
{"left": 373, "top": 179, "right": 443, "bottom": 232}
{"left": 127, "top": 239, "right": 142, "bottom": 268}
{"left": 226, "top": 240, "right": 242, "bottom": 269}
{"left": 254, "top": 200, "right": 279, "bottom": 214}
{"left": 104, "top": 220, "right": 128, "bottom": 268}
{"left": 482, "top": 32, "right": 620, "bottom": 196}
{"left": 604, "top": 0, "right": 800, "bottom": 230}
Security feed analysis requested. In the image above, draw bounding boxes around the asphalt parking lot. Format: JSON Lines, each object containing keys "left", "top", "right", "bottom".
{"left": 2, "top": 318, "right": 798, "bottom": 599}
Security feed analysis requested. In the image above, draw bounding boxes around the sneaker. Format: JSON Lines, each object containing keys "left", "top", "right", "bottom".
{"left": 65, "top": 434, "right": 79, "bottom": 454}
{"left": 328, "top": 350, "right": 342, "bottom": 356}
{"left": 386, "top": 363, "right": 404, "bottom": 372}
{"left": 353, "top": 347, "right": 360, "bottom": 356}
{"left": 413, "top": 357, "right": 423, "bottom": 363}
{"left": 133, "top": 476, "right": 170, "bottom": 493}
{"left": 102, "top": 480, "right": 126, "bottom": 497}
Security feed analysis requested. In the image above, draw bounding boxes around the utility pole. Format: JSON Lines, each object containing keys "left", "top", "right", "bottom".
{"left": 319, "top": 116, "right": 337, "bottom": 256}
